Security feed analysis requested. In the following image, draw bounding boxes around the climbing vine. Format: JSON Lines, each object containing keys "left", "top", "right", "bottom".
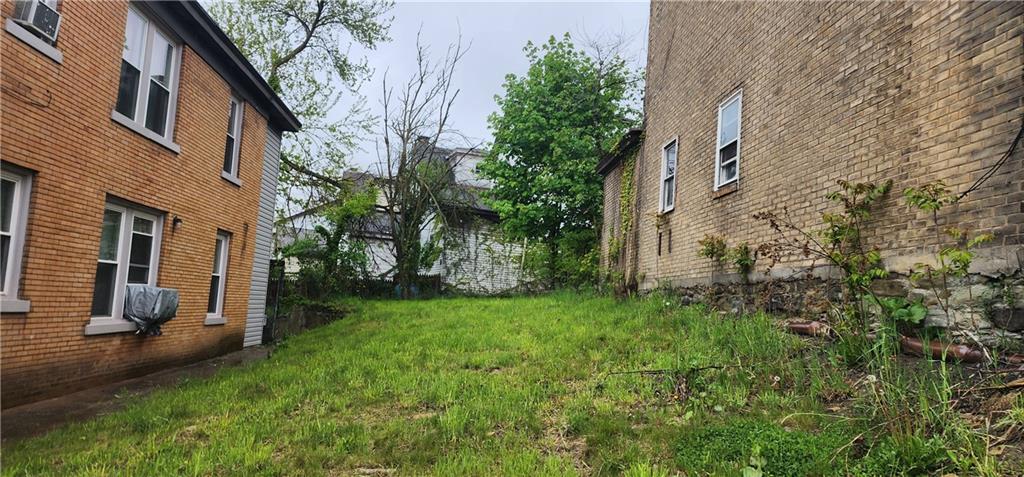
{"left": 608, "top": 149, "right": 637, "bottom": 264}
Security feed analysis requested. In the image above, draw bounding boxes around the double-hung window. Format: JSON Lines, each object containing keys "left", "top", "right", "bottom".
{"left": 205, "top": 232, "right": 230, "bottom": 324}
{"left": 87, "top": 202, "right": 162, "bottom": 334}
{"left": 222, "top": 97, "right": 243, "bottom": 183}
{"left": 715, "top": 91, "right": 742, "bottom": 189}
{"left": 1, "top": 167, "right": 33, "bottom": 312}
{"left": 660, "top": 139, "right": 677, "bottom": 212}
{"left": 113, "top": 7, "right": 180, "bottom": 147}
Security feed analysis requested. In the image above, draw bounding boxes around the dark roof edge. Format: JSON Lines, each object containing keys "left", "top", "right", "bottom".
{"left": 597, "top": 128, "right": 643, "bottom": 176}
{"left": 149, "top": 1, "right": 301, "bottom": 133}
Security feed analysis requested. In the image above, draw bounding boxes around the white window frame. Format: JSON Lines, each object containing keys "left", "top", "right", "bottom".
{"left": 205, "top": 232, "right": 230, "bottom": 325}
{"left": 85, "top": 202, "right": 163, "bottom": 335}
{"left": 110, "top": 6, "right": 182, "bottom": 153}
{"left": 1, "top": 168, "right": 33, "bottom": 313}
{"left": 221, "top": 96, "right": 244, "bottom": 185}
{"left": 659, "top": 137, "right": 678, "bottom": 213}
{"left": 714, "top": 90, "right": 742, "bottom": 190}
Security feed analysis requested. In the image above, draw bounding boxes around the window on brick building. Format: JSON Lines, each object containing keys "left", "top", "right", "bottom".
{"left": 222, "top": 96, "right": 243, "bottom": 182}
{"left": 0, "top": 166, "right": 33, "bottom": 313}
{"left": 715, "top": 91, "right": 742, "bottom": 189}
{"left": 87, "top": 201, "right": 162, "bottom": 334}
{"left": 6, "top": 0, "right": 64, "bottom": 63}
{"left": 206, "top": 232, "right": 229, "bottom": 322}
{"left": 113, "top": 7, "right": 180, "bottom": 144}
{"left": 660, "top": 139, "right": 677, "bottom": 212}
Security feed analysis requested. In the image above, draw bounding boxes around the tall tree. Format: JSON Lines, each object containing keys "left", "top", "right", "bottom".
{"left": 478, "top": 34, "right": 641, "bottom": 285}
{"left": 371, "top": 37, "right": 476, "bottom": 297}
{"left": 207, "top": 0, "right": 392, "bottom": 213}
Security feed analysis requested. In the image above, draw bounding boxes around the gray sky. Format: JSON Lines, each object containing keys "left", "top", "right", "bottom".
{"left": 342, "top": 1, "right": 650, "bottom": 170}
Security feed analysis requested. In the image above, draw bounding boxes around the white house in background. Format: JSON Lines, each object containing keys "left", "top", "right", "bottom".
{"left": 278, "top": 147, "right": 528, "bottom": 295}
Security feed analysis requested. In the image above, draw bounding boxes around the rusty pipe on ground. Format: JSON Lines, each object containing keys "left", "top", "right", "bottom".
{"left": 783, "top": 320, "right": 1024, "bottom": 365}
{"left": 785, "top": 320, "right": 833, "bottom": 337}
{"left": 898, "top": 336, "right": 986, "bottom": 364}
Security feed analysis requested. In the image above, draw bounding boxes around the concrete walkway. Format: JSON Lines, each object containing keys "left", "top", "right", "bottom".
{"left": 1, "top": 346, "right": 269, "bottom": 442}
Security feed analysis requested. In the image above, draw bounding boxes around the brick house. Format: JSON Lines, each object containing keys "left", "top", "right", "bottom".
{"left": 1, "top": 0, "right": 300, "bottom": 407}
{"left": 601, "top": 2, "right": 1023, "bottom": 341}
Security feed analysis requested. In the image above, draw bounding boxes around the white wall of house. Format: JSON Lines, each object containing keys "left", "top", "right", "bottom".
{"left": 440, "top": 221, "right": 525, "bottom": 294}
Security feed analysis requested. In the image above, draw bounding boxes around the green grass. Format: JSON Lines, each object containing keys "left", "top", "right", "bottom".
{"left": 0, "top": 293, "right": 995, "bottom": 475}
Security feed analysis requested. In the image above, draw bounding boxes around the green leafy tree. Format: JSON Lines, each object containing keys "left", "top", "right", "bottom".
{"left": 207, "top": 0, "right": 392, "bottom": 212}
{"left": 478, "top": 34, "right": 641, "bottom": 286}
{"left": 281, "top": 187, "right": 377, "bottom": 299}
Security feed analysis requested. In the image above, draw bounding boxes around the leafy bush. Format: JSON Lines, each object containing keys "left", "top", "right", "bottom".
{"left": 675, "top": 419, "right": 848, "bottom": 476}
{"left": 280, "top": 188, "right": 377, "bottom": 300}
{"left": 727, "top": 242, "right": 756, "bottom": 275}
{"left": 697, "top": 234, "right": 728, "bottom": 261}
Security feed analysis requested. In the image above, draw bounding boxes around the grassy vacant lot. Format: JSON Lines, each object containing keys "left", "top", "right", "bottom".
{"left": 3, "top": 293, "right": 1018, "bottom": 475}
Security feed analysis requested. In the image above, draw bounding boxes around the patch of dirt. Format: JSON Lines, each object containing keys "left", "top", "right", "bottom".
{"left": 409, "top": 411, "right": 437, "bottom": 420}
{"left": 538, "top": 380, "right": 590, "bottom": 475}
{"left": 353, "top": 468, "right": 396, "bottom": 476}
{"left": 173, "top": 424, "right": 209, "bottom": 444}
{"left": 540, "top": 412, "right": 588, "bottom": 476}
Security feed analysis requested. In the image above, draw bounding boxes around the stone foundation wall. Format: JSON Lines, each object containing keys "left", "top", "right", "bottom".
{"left": 656, "top": 250, "right": 1024, "bottom": 349}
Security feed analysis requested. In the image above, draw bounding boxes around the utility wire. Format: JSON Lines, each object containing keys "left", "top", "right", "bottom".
{"left": 957, "top": 113, "right": 1024, "bottom": 201}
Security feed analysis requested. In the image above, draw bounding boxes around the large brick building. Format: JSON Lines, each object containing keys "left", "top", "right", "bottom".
{"left": 1, "top": 0, "right": 300, "bottom": 407}
{"left": 602, "top": 2, "right": 1023, "bottom": 341}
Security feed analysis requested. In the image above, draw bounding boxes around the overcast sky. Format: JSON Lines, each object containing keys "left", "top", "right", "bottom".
{"left": 341, "top": 1, "right": 650, "bottom": 170}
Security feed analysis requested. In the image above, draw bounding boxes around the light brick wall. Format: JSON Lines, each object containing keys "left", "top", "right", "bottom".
{"left": 600, "top": 164, "right": 623, "bottom": 271}
{"left": 631, "top": 1, "right": 1023, "bottom": 289}
{"left": 1, "top": 1, "right": 271, "bottom": 407}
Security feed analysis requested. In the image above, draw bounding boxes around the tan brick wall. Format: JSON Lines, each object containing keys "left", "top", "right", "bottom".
{"left": 600, "top": 165, "right": 623, "bottom": 271}
{"left": 1, "top": 1, "right": 270, "bottom": 407}
{"left": 630, "top": 1, "right": 1023, "bottom": 289}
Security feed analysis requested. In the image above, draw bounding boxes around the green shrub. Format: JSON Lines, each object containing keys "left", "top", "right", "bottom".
{"left": 675, "top": 419, "right": 848, "bottom": 476}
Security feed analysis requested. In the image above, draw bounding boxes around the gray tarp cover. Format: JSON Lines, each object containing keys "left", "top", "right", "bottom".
{"left": 123, "top": 285, "right": 179, "bottom": 336}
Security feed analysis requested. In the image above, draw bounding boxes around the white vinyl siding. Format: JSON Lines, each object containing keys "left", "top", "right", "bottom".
{"left": 715, "top": 91, "right": 742, "bottom": 189}
{"left": 244, "top": 128, "right": 281, "bottom": 347}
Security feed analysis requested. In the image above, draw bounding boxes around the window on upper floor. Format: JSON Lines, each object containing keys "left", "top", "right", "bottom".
{"left": 660, "top": 138, "right": 677, "bottom": 213}
{"left": 222, "top": 96, "right": 243, "bottom": 183}
{"left": 6, "top": 0, "right": 63, "bottom": 62}
{"left": 0, "top": 166, "right": 33, "bottom": 312}
{"left": 206, "top": 232, "right": 230, "bottom": 322}
{"left": 114, "top": 7, "right": 180, "bottom": 144}
{"left": 715, "top": 91, "right": 742, "bottom": 189}
{"left": 88, "top": 201, "right": 162, "bottom": 334}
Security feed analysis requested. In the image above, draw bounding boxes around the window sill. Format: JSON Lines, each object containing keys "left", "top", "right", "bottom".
{"left": 5, "top": 19, "right": 62, "bottom": 64}
{"left": 111, "top": 111, "right": 181, "bottom": 154}
{"left": 84, "top": 317, "right": 137, "bottom": 336}
{"left": 712, "top": 181, "right": 739, "bottom": 199}
{"left": 220, "top": 171, "right": 242, "bottom": 187}
{"left": 0, "top": 298, "right": 31, "bottom": 314}
{"left": 204, "top": 315, "right": 227, "bottom": 326}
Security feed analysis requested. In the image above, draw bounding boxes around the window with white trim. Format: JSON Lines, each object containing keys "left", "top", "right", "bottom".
{"left": 89, "top": 202, "right": 162, "bottom": 332}
{"left": 222, "top": 97, "right": 243, "bottom": 179}
{"left": 715, "top": 91, "right": 742, "bottom": 189}
{"left": 114, "top": 7, "right": 180, "bottom": 140}
{"left": 1, "top": 168, "right": 32, "bottom": 311}
{"left": 207, "top": 232, "right": 229, "bottom": 319}
{"left": 660, "top": 139, "right": 677, "bottom": 212}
